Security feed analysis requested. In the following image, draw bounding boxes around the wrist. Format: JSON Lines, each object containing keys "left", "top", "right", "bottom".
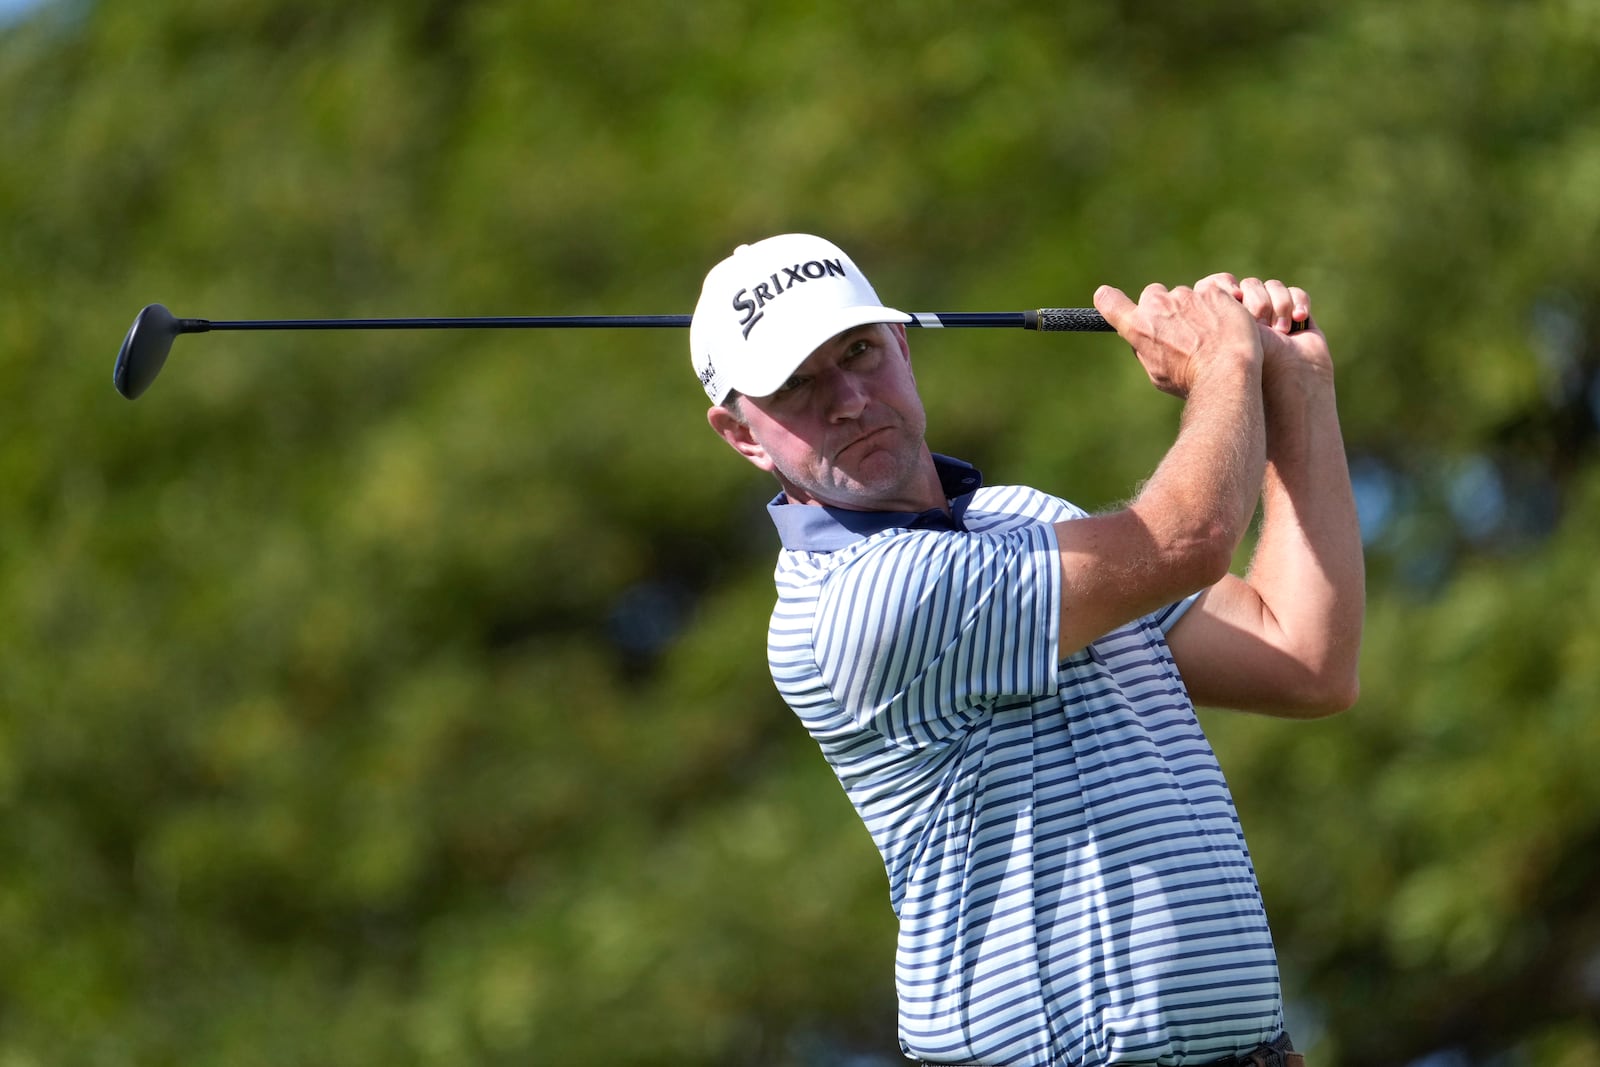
{"left": 1189, "top": 340, "right": 1264, "bottom": 394}
{"left": 1263, "top": 353, "right": 1336, "bottom": 402}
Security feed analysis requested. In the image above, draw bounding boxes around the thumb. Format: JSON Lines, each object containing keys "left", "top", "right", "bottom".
{"left": 1093, "top": 284, "right": 1138, "bottom": 335}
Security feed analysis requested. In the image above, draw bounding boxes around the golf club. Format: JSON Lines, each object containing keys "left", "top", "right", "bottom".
{"left": 112, "top": 303, "right": 1116, "bottom": 400}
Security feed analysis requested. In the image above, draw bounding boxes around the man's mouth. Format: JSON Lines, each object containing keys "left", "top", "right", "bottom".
{"left": 837, "top": 426, "right": 890, "bottom": 459}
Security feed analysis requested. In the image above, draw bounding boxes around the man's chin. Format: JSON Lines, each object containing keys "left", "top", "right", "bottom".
{"left": 780, "top": 447, "right": 925, "bottom": 510}
{"left": 819, "top": 469, "right": 918, "bottom": 512}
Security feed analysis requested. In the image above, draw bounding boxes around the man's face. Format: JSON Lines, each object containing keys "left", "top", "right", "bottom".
{"left": 708, "top": 323, "right": 936, "bottom": 512}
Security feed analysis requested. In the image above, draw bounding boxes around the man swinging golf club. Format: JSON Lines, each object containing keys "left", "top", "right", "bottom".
{"left": 692, "top": 234, "right": 1364, "bottom": 1067}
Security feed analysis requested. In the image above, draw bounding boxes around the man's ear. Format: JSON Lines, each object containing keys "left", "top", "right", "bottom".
{"left": 706, "top": 405, "right": 775, "bottom": 473}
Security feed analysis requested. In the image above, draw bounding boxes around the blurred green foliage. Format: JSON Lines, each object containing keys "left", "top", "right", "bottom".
{"left": 2, "top": 1, "right": 1599, "bottom": 1064}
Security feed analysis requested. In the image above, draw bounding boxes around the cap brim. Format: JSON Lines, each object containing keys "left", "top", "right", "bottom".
{"left": 725, "top": 305, "right": 914, "bottom": 399}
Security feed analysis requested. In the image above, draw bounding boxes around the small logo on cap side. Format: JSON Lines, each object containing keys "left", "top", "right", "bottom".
{"left": 732, "top": 257, "right": 848, "bottom": 338}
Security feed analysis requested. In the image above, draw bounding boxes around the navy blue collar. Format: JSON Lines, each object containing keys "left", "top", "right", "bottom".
{"left": 767, "top": 454, "right": 984, "bottom": 552}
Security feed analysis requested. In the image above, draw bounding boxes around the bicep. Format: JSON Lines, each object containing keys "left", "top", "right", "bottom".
{"left": 1164, "top": 574, "right": 1340, "bottom": 717}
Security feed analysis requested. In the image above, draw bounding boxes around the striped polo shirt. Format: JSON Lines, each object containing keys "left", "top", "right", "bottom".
{"left": 766, "top": 456, "right": 1283, "bottom": 1067}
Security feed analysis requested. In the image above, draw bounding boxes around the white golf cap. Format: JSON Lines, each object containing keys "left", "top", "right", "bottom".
{"left": 690, "top": 234, "right": 912, "bottom": 404}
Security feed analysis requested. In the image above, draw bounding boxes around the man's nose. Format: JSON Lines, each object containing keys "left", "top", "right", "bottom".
{"left": 821, "top": 369, "right": 868, "bottom": 421}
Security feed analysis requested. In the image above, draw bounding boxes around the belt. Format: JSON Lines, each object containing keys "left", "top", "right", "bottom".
{"left": 914, "top": 1032, "right": 1304, "bottom": 1067}
{"left": 1209, "top": 1034, "right": 1304, "bottom": 1067}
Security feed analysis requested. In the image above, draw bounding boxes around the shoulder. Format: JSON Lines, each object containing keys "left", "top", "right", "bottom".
{"left": 968, "top": 483, "right": 1087, "bottom": 527}
{"left": 777, "top": 526, "right": 946, "bottom": 583}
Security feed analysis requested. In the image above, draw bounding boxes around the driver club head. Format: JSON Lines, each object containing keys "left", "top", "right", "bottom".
{"left": 113, "top": 303, "right": 180, "bottom": 400}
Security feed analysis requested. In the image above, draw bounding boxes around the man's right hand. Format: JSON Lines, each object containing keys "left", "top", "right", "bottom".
{"left": 1093, "top": 279, "right": 1264, "bottom": 399}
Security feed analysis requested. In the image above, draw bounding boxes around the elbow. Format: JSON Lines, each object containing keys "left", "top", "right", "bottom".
{"left": 1330, "top": 665, "right": 1361, "bottom": 711}
{"left": 1179, "top": 521, "right": 1241, "bottom": 592}
{"left": 1297, "top": 673, "right": 1360, "bottom": 718}
{"left": 1133, "top": 501, "right": 1244, "bottom": 595}
{"left": 1312, "top": 625, "right": 1365, "bottom": 716}
{"left": 1289, "top": 658, "right": 1361, "bottom": 719}
{"left": 1255, "top": 632, "right": 1363, "bottom": 719}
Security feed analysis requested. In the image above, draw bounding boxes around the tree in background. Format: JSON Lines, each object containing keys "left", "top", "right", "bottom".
{"left": 1, "top": 1, "right": 1597, "bottom": 1064}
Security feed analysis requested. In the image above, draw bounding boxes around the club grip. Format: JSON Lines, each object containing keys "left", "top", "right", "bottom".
{"left": 1027, "top": 307, "right": 1308, "bottom": 334}
{"left": 1030, "top": 308, "right": 1115, "bottom": 332}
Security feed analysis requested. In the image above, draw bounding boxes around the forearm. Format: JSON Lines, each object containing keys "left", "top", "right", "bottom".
{"left": 1052, "top": 352, "right": 1266, "bottom": 657}
{"left": 1133, "top": 358, "right": 1267, "bottom": 579}
{"left": 1242, "top": 362, "right": 1366, "bottom": 701}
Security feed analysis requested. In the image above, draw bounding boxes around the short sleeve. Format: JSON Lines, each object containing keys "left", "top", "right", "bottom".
{"left": 1149, "top": 590, "right": 1204, "bottom": 633}
{"left": 812, "top": 524, "right": 1062, "bottom": 748}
